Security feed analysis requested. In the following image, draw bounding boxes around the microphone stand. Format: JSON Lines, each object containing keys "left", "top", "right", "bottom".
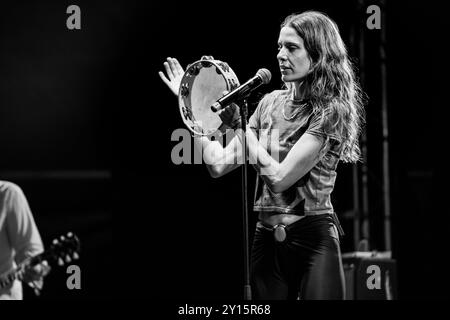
{"left": 237, "top": 99, "right": 251, "bottom": 300}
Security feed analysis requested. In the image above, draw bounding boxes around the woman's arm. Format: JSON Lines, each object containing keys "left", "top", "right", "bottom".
{"left": 193, "top": 132, "right": 243, "bottom": 178}
{"left": 238, "top": 127, "right": 326, "bottom": 193}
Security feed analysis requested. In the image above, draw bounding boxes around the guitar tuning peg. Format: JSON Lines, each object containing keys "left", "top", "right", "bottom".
{"left": 67, "top": 232, "right": 73, "bottom": 238}
{"left": 73, "top": 252, "right": 79, "bottom": 260}
{"left": 60, "top": 235, "right": 66, "bottom": 241}
{"left": 65, "top": 255, "right": 72, "bottom": 263}
{"left": 53, "top": 239, "right": 59, "bottom": 245}
{"left": 58, "top": 257, "right": 64, "bottom": 266}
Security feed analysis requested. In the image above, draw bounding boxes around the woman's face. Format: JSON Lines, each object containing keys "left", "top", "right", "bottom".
{"left": 277, "top": 26, "right": 312, "bottom": 84}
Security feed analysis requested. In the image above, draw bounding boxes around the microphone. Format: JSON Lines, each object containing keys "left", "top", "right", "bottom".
{"left": 211, "top": 68, "right": 271, "bottom": 112}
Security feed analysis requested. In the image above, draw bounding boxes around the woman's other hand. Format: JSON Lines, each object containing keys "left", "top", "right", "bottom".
{"left": 217, "top": 91, "right": 242, "bottom": 129}
{"left": 158, "top": 57, "right": 184, "bottom": 96}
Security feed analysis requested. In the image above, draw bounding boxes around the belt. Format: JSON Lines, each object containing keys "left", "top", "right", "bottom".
{"left": 258, "top": 213, "right": 345, "bottom": 243}
{"left": 259, "top": 222, "right": 288, "bottom": 242}
{"left": 273, "top": 224, "right": 287, "bottom": 242}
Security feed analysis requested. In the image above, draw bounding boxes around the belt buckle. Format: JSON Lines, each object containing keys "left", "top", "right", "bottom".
{"left": 273, "top": 224, "right": 286, "bottom": 242}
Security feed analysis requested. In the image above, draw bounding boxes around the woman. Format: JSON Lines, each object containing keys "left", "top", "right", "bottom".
{"left": 159, "top": 11, "right": 365, "bottom": 300}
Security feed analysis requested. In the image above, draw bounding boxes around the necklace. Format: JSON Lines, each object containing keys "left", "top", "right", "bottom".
{"left": 282, "top": 101, "right": 308, "bottom": 121}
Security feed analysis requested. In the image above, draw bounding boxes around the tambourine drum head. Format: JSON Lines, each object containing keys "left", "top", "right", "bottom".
{"left": 190, "top": 67, "right": 224, "bottom": 134}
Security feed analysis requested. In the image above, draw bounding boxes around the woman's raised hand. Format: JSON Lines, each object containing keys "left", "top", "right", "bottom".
{"left": 158, "top": 57, "right": 184, "bottom": 96}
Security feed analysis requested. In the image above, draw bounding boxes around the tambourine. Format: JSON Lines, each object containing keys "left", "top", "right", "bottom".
{"left": 178, "top": 56, "right": 240, "bottom": 136}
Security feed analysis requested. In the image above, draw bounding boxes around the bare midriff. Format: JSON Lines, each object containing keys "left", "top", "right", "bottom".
{"left": 258, "top": 212, "right": 305, "bottom": 227}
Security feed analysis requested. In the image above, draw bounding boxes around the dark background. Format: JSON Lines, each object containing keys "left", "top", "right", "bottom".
{"left": 0, "top": 0, "right": 445, "bottom": 299}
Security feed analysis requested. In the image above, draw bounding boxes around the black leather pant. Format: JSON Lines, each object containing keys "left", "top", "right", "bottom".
{"left": 250, "top": 214, "right": 345, "bottom": 300}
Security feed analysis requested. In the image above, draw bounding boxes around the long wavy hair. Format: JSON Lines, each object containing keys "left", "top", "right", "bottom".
{"left": 281, "top": 11, "right": 365, "bottom": 163}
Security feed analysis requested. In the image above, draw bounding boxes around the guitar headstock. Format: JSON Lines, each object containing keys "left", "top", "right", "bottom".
{"left": 43, "top": 232, "right": 81, "bottom": 267}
